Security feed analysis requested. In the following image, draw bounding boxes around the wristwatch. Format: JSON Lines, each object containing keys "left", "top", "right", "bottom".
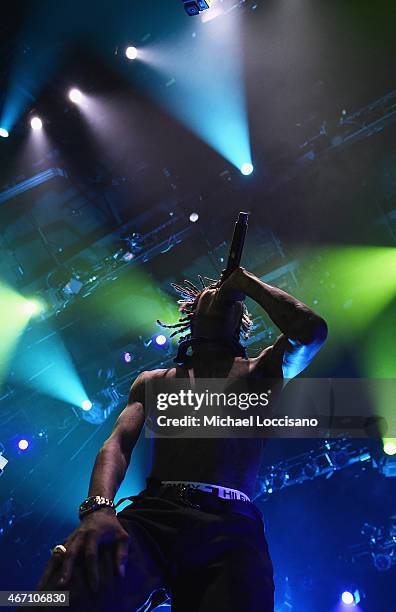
{"left": 79, "top": 495, "right": 115, "bottom": 519}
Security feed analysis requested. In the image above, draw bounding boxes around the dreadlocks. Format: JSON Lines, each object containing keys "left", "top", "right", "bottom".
{"left": 157, "top": 275, "right": 253, "bottom": 347}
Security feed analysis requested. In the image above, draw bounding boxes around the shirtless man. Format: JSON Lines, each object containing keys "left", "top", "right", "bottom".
{"left": 36, "top": 267, "right": 327, "bottom": 611}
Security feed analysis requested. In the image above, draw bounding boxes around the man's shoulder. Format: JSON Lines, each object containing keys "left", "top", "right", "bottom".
{"left": 135, "top": 367, "right": 176, "bottom": 384}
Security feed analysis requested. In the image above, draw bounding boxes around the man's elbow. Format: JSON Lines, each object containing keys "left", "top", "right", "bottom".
{"left": 299, "top": 316, "right": 328, "bottom": 346}
{"left": 311, "top": 317, "right": 328, "bottom": 345}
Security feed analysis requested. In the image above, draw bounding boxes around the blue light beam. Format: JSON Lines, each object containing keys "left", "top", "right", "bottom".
{"left": 142, "top": 10, "right": 252, "bottom": 171}
{"left": 11, "top": 324, "right": 90, "bottom": 410}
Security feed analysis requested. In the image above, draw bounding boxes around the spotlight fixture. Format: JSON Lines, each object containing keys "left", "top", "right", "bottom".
{"left": 0, "top": 128, "right": 9, "bottom": 138}
{"left": 383, "top": 440, "right": 396, "bottom": 456}
{"left": 0, "top": 453, "right": 8, "bottom": 472}
{"left": 125, "top": 46, "right": 138, "bottom": 60}
{"left": 154, "top": 334, "right": 167, "bottom": 347}
{"left": 341, "top": 591, "right": 354, "bottom": 605}
{"left": 81, "top": 400, "right": 93, "bottom": 411}
{"left": 69, "top": 88, "right": 83, "bottom": 104}
{"left": 30, "top": 116, "right": 43, "bottom": 130}
{"left": 241, "top": 162, "right": 254, "bottom": 176}
{"left": 18, "top": 439, "right": 29, "bottom": 451}
{"left": 22, "top": 299, "right": 42, "bottom": 316}
{"left": 182, "top": 0, "right": 213, "bottom": 16}
{"left": 373, "top": 553, "right": 392, "bottom": 572}
{"left": 341, "top": 588, "right": 361, "bottom": 606}
{"left": 189, "top": 212, "right": 199, "bottom": 223}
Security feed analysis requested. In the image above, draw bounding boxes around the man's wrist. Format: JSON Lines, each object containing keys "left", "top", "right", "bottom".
{"left": 238, "top": 268, "right": 260, "bottom": 296}
{"left": 79, "top": 495, "right": 115, "bottom": 519}
{"left": 80, "top": 506, "right": 116, "bottom": 520}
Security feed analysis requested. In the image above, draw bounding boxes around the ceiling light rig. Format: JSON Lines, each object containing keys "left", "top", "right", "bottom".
{"left": 182, "top": 0, "right": 214, "bottom": 16}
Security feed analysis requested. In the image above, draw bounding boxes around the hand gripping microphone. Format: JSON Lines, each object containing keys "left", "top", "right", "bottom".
{"left": 220, "top": 212, "right": 249, "bottom": 285}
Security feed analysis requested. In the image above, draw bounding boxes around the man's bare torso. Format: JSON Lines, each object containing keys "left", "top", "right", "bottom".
{"left": 146, "top": 349, "right": 283, "bottom": 499}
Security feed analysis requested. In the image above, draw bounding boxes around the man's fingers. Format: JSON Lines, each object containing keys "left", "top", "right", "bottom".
{"left": 37, "top": 555, "right": 63, "bottom": 590}
{"left": 57, "top": 536, "right": 83, "bottom": 586}
{"left": 85, "top": 535, "right": 99, "bottom": 592}
{"left": 114, "top": 534, "right": 130, "bottom": 578}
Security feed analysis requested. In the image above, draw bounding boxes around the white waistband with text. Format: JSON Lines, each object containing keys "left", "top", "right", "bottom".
{"left": 161, "top": 480, "right": 251, "bottom": 502}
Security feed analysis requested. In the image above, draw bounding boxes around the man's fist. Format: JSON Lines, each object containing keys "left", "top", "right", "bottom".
{"left": 217, "top": 267, "right": 247, "bottom": 304}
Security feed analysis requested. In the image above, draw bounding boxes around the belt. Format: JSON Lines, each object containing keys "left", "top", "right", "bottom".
{"left": 116, "top": 478, "right": 263, "bottom": 524}
{"left": 161, "top": 480, "right": 251, "bottom": 502}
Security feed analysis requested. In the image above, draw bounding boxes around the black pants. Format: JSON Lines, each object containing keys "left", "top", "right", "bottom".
{"left": 38, "top": 480, "right": 274, "bottom": 611}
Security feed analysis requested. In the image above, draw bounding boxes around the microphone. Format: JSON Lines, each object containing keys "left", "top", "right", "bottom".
{"left": 220, "top": 212, "right": 249, "bottom": 284}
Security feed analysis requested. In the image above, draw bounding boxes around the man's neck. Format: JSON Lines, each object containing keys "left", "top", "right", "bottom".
{"left": 190, "top": 336, "right": 238, "bottom": 360}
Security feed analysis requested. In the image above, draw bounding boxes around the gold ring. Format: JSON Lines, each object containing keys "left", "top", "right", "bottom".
{"left": 52, "top": 544, "right": 67, "bottom": 555}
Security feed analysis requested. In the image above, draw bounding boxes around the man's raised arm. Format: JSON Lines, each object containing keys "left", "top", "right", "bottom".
{"left": 219, "top": 267, "right": 328, "bottom": 379}
{"left": 237, "top": 268, "right": 327, "bottom": 345}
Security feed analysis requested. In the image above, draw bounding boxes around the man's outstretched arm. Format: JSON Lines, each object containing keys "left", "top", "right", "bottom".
{"left": 38, "top": 374, "right": 146, "bottom": 592}
{"left": 87, "top": 373, "right": 145, "bottom": 500}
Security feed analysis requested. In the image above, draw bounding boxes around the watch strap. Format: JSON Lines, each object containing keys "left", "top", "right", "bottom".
{"left": 79, "top": 495, "right": 115, "bottom": 519}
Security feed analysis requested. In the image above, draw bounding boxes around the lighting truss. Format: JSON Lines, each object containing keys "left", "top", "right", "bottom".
{"left": 29, "top": 215, "right": 193, "bottom": 324}
{"left": 300, "top": 89, "right": 396, "bottom": 160}
{"left": 255, "top": 440, "right": 373, "bottom": 500}
{"left": 349, "top": 518, "right": 396, "bottom": 572}
{"left": 270, "top": 88, "right": 396, "bottom": 192}
{"left": 0, "top": 168, "right": 68, "bottom": 205}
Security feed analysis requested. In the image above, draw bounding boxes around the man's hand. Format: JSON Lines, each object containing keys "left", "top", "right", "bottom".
{"left": 216, "top": 267, "right": 247, "bottom": 303}
{"left": 38, "top": 509, "right": 130, "bottom": 592}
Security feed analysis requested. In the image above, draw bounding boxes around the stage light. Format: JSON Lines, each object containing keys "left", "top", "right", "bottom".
{"left": 373, "top": 552, "right": 392, "bottom": 571}
{"left": 125, "top": 46, "right": 138, "bottom": 60}
{"left": 154, "top": 334, "right": 167, "bottom": 347}
{"left": 197, "top": 0, "right": 213, "bottom": 10}
{"left": 189, "top": 212, "right": 199, "bottom": 223}
{"left": 0, "top": 128, "right": 9, "bottom": 138}
{"left": 383, "top": 439, "right": 396, "bottom": 456}
{"left": 341, "top": 591, "right": 354, "bottom": 605}
{"left": 123, "top": 351, "right": 133, "bottom": 363}
{"left": 22, "top": 299, "right": 42, "bottom": 316}
{"left": 183, "top": 2, "right": 200, "bottom": 16}
{"left": 18, "top": 439, "right": 29, "bottom": 451}
{"left": 182, "top": 0, "right": 213, "bottom": 15}
{"left": 241, "top": 162, "right": 254, "bottom": 176}
{"left": 30, "top": 117, "right": 43, "bottom": 130}
{"left": 69, "top": 88, "right": 83, "bottom": 104}
{"left": 81, "top": 400, "right": 93, "bottom": 411}
{"left": 341, "top": 589, "right": 361, "bottom": 606}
